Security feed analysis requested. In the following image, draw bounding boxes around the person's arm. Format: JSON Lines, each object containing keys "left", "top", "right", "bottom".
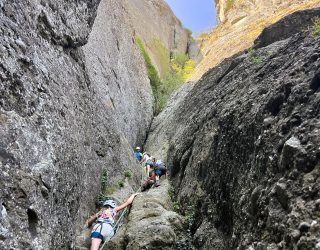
{"left": 114, "top": 193, "right": 139, "bottom": 212}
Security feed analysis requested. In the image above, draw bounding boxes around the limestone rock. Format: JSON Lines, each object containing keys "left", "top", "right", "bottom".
{"left": 191, "top": 1, "right": 320, "bottom": 80}
{"left": 146, "top": 13, "right": 320, "bottom": 249}
{"left": 83, "top": 0, "right": 153, "bottom": 147}
{"left": 0, "top": 0, "right": 153, "bottom": 248}
{"left": 109, "top": 180, "right": 186, "bottom": 250}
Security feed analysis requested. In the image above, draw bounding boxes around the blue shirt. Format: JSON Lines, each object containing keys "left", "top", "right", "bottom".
{"left": 135, "top": 152, "right": 142, "bottom": 161}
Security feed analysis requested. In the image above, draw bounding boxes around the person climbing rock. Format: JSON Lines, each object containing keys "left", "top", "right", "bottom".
{"left": 141, "top": 152, "right": 151, "bottom": 163}
{"left": 86, "top": 193, "right": 139, "bottom": 250}
{"left": 141, "top": 167, "right": 157, "bottom": 192}
{"left": 154, "top": 160, "right": 167, "bottom": 187}
{"left": 134, "top": 147, "right": 143, "bottom": 162}
{"left": 144, "top": 154, "right": 153, "bottom": 175}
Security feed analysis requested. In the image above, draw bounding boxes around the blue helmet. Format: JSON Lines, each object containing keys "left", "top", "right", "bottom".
{"left": 102, "top": 199, "right": 117, "bottom": 208}
{"left": 156, "top": 160, "right": 162, "bottom": 165}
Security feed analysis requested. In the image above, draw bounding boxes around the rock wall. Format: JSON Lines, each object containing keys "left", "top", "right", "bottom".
{"left": 191, "top": 0, "right": 320, "bottom": 80}
{"left": 0, "top": 0, "right": 153, "bottom": 249}
{"left": 83, "top": 0, "right": 153, "bottom": 147}
{"left": 124, "top": 0, "right": 201, "bottom": 78}
{"left": 146, "top": 9, "right": 320, "bottom": 249}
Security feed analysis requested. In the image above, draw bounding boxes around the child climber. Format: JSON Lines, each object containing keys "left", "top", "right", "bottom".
{"left": 134, "top": 147, "right": 143, "bottom": 162}
{"left": 86, "top": 193, "right": 139, "bottom": 250}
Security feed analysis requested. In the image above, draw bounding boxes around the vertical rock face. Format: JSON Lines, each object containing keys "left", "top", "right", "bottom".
{"left": 191, "top": 0, "right": 320, "bottom": 80}
{"left": 146, "top": 9, "right": 320, "bottom": 249}
{"left": 0, "top": 0, "right": 152, "bottom": 249}
{"left": 83, "top": 0, "right": 153, "bottom": 147}
{"left": 123, "top": 0, "right": 201, "bottom": 78}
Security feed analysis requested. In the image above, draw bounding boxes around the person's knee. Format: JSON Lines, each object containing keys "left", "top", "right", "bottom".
{"left": 90, "top": 238, "right": 102, "bottom": 250}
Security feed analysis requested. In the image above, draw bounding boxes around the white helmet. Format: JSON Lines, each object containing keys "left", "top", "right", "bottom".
{"left": 102, "top": 199, "right": 117, "bottom": 208}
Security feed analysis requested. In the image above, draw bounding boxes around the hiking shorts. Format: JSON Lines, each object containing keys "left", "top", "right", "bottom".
{"left": 91, "top": 222, "right": 114, "bottom": 241}
{"left": 155, "top": 169, "right": 166, "bottom": 177}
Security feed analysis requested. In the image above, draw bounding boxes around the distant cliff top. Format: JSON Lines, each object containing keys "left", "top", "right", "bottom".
{"left": 191, "top": 0, "right": 320, "bottom": 80}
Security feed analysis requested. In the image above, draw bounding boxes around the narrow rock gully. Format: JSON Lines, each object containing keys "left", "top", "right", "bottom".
{"left": 76, "top": 166, "right": 190, "bottom": 250}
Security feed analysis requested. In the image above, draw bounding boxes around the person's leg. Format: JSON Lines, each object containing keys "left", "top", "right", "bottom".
{"left": 90, "top": 223, "right": 104, "bottom": 250}
{"left": 90, "top": 238, "right": 102, "bottom": 250}
{"left": 147, "top": 165, "right": 150, "bottom": 175}
{"left": 154, "top": 170, "right": 160, "bottom": 186}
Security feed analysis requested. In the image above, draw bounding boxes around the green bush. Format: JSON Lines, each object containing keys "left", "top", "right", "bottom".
{"left": 136, "top": 37, "right": 162, "bottom": 114}
{"left": 248, "top": 48, "right": 262, "bottom": 65}
{"left": 312, "top": 17, "right": 320, "bottom": 37}
{"left": 136, "top": 37, "right": 195, "bottom": 114}
{"left": 118, "top": 181, "right": 125, "bottom": 188}
{"left": 124, "top": 170, "right": 133, "bottom": 179}
{"left": 184, "top": 204, "right": 196, "bottom": 227}
{"left": 185, "top": 28, "right": 192, "bottom": 38}
{"left": 98, "top": 169, "right": 126, "bottom": 202}
{"left": 151, "top": 39, "right": 170, "bottom": 76}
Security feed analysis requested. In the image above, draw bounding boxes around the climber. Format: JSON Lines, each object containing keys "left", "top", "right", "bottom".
{"left": 134, "top": 147, "right": 143, "bottom": 162}
{"left": 86, "top": 193, "right": 139, "bottom": 250}
{"left": 144, "top": 155, "right": 155, "bottom": 176}
{"left": 141, "top": 152, "right": 151, "bottom": 163}
{"left": 141, "top": 166, "right": 157, "bottom": 192}
{"left": 154, "top": 160, "right": 167, "bottom": 187}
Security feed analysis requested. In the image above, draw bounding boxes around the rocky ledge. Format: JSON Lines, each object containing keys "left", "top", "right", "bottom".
{"left": 109, "top": 180, "right": 187, "bottom": 250}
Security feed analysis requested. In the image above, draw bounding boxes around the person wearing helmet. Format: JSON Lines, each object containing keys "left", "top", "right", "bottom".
{"left": 134, "top": 147, "right": 143, "bottom": 162}
{"left": 86, "top": 193, "right": 139, "bottom": 250}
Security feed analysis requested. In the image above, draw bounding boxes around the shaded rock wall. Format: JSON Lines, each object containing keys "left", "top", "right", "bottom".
{"left": 0, "top": 0, "right": 153, "bottom": 249}
{"left": 83, "top": 0, "right": 153, "bottom": 147}
{"left": 191, "top": 0, "right": 320, "bottom": 80}
{"left": 146, "top": 9, "right": 320, "bottom": 249}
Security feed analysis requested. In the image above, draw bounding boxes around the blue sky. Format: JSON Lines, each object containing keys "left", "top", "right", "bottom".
{"left": 165, "top": 0, "right": 217, "bottom": 35}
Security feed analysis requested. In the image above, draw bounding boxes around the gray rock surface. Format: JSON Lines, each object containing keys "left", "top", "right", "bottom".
{"left": 146, "top": 10, "right": 320, "bottom": 249}
{"left": 83, "top": 0, "right": 153, "bottom": 147}
{"left": 108, "top": 180, "right": 187, "bottom": 250}
{"left": 0, "top": 0, "right": 153, "bottom": 249}
{"left": 254, "top": 8, "right": 320, "bottom": 49}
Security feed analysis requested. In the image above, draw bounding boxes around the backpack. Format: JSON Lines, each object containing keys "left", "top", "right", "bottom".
{"left": 155, "top": 161, "right": 166, "bottom": 171}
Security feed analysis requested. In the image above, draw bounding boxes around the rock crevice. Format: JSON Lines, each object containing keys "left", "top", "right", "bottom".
{"left": 146, "top": 9, "right": 320, "bottom": 249}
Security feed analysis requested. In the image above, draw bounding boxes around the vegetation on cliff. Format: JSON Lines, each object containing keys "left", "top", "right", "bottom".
{"left": 312, "top": 17, "right": 320, "bottom": 36}
{"left": 136, "top": 36, "right": 195, "bottom": 114}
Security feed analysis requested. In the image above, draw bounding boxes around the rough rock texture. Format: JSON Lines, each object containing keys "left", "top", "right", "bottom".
{"left": 0, "top": 0, "right": 152, "bottom": 249}
{"left": 146, "top": 12, "right": 320, "bottom": 249}
{"left": 253, "top": 7, "right": 320, "bottom": 49}
{"left": 108, "top": 180, "right": 187, "bottom": 250}
{"left": 123, "top": 0, "right": 202, "bottom": 78}
{"left": 83, "top": 0, "right": 153, "bottom": 147}
{"left": 191, "top": 0, "right": 320, "bottom": 80}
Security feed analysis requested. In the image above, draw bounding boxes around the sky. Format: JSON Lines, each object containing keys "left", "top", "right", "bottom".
{"left": 165, "top": 0, "right": 218, "bottom": 35}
